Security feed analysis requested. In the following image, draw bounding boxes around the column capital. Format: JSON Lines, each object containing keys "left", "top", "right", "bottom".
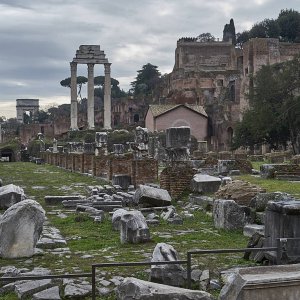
{"left": 70, "top": 61, "right": 77, "bottom": 67}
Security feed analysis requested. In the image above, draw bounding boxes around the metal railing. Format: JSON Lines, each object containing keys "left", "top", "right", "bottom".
{"left": 91, "top": 260, "right": 187, "bottom": 300}
{"left": 186, "top": 247, "right": 277, "bottom": 289}
{"left": 1, "top": 237, "right": 300, "bottom": 299}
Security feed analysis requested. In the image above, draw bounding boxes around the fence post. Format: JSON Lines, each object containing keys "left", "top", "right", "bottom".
{"left": 92, "top": 265, "right": 96, "bottom": 300}
{"left": 187, "top": 252, "right": 192, "bottom": 289}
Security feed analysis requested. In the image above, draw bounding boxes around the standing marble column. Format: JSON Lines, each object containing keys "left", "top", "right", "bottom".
{"left": 87, "top": 63, "right": 95, "bottom": 129}
{"left": 70, "top": 62, "right": 78, "bottom": 130}
{"left": 104, "top": 63, "right": 112, "bottom": 129}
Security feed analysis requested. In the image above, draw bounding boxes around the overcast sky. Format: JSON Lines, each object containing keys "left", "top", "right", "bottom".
{"left": 0, "top": 0, "right": 298, "bottom": 118}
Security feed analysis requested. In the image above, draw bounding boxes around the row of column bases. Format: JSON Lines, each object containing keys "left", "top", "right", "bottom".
{"left": 70, "top": 62, "right": 111, "bottom": 130}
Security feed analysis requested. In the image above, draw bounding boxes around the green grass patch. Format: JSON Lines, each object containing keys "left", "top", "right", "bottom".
{"left": 238, "top": 174, "right": 300, "bottom": 198}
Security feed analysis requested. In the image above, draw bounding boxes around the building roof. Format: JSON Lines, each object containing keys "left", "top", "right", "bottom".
{"left": 148, "top": 104, "right": 207, "bottom": 118}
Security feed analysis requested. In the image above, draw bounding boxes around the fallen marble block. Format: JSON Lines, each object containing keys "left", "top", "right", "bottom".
{"left": 116, "top": 277, "right": 214, "bottom": 299}
{"left": 112, "top": 209, "right": 129, "bottom": 231}
{"left": 32, "top": 286, "right": 61, "bottom": 300}
{"left": 191, "top": 174, "right": 221, "bottom": 194}
{"left": 0, "top": 199, "right": 45, "bottom": 258}
{"left": 150, "top": 243, "right": 186, "bottom": 287}
{"left": 120, "top": 210, "right": 150, "bottom": 244}
{"left": 134, "top": 185, "right": 172, "bottom": 207}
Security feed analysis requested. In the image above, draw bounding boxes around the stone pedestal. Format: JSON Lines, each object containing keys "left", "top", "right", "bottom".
{"left": 265, "top": 200, "right": 300, "bottom": 263}
{"left": 52, "top": 138, "right": 58, "bottom": 153}
{"left": 95, "top": 132, "right": 108, "bottom": 155}
{"left": 165, "top": 126, "right": 191, "bottom": 162}
{"left": 134, "top": 126, "right": 149, "bottom": 158}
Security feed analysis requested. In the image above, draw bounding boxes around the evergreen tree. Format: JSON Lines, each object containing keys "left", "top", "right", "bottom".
{"left": 130, "top": 63, "right": 161, "bottom": 95}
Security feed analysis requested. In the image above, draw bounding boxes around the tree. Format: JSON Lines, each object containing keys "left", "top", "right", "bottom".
{"left": 235, "top": 9, "right": 300, "bottom": 46}
{"left": 130, "top": 63, "right": 161, "bottom": 95}
{"left": 36, "top": 110, "right": 50, "bottom": 123}
{"left": 233, "top": 55, "right": 300, "bottom": 153}
{"left": 60, "top": 76, "right": 126, "bottom": 100}
{"left": 277, "top": 9, "right": 300, "bottom": 42}
{"left": 94, "top": 76, "right": 127, "bottom": 98}
{"left": 196, "top": 33, "right": 216, "bottom": 42}
{"left": 60, "top": 76, "right": 88, "bottom": 100}
{"left": 236, "top": 31, "right": 250, "bottom": 48}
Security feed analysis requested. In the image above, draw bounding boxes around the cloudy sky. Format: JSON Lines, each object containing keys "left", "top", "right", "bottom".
{"left": 0, "top": 0, "right": 298, "bottom": 118}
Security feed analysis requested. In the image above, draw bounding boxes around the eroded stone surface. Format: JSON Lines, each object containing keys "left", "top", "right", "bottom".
{"left": 191, "top": 174, "right": 221, "bottom": 194}
{"left": 150, "top": 243, "right": 186, "bottom": 287}
{"left": 32, "top": 286, "right": 61, "bottom": 300}
{"left": 0, "top": 199, "right": 45, "bottom": 258}
{"left": 134, "top": 185, "right": 172, "bottom": 207}
{"left": 120, "top": 210, "right": 150, "bottom": 244}
{"left": 0, "top": 184, "right": 25, "bottom": 208}
{"left": 213, "top": 199, "right": 252, "bottom": 230}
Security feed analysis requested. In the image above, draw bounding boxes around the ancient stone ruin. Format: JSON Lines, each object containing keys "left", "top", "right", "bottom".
{"left": 0, "top": 199, "right": 45, "bottom": 258}
{"left": 70, "top": 45, "right": 111, "bottom": 130}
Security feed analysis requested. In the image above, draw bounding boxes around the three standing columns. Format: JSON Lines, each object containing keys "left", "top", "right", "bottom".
{"left": 70, "top": 63, "right": 111, "bottom": 130}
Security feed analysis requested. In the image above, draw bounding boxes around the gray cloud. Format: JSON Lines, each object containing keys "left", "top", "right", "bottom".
{"left": 0, "top": 0, "right": 298, "bottom": 118}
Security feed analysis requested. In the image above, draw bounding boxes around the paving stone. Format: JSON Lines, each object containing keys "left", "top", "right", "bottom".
{"left": 15, "top": 279, "right": 53, "bottom": 300}
{"left": 32, "top": 286, "right": 61, "bottom": 300}
{"left": 64, "top": 283, "right": 92, "bottom": 298}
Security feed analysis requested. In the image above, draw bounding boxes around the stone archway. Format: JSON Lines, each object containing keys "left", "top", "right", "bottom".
{"left": 0, "top": 148, "right": 15, "bottom": 162}
{"left": 16, "top": 99, "right": 39, "bottom": 123}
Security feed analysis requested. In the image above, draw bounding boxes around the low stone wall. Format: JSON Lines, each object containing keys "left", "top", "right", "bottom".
{"left": 264, "top": 151, "right": 293, "bottom": 163}
{"left": 42, "top": 152, "right": 158, "bottom": 188}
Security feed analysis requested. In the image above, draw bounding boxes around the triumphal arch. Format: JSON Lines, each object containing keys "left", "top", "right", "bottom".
{"left": 70, "top": 45, "right": 111, "bottom": 130}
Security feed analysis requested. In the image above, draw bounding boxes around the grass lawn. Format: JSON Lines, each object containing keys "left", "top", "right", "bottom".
{"left": 1, "top": 161, "right": 299, "bottom": 298}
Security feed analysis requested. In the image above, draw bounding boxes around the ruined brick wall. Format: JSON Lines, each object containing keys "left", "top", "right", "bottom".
{"left": 59, "top": 154, "right": 67, "bottom": 168}
{"left": 131, "top": 159, "right": 158, "bottom": 187}
{"left": 175, "top": 41, "right": 236, "bottom": 71}
{"left": 109, "top": 155, "right": 133, "bottom": 180}
{"left": 83, "top": 154, "right": 94, "bottom": 174}
{"left": 43, "top": 153, "right": 158, "bottom": 188}
{"left": 72, "top": 154, "right": 83, "bottom": 173}
{"left": 160, "top": 163, "right": 197, "bottom": 199}
{"left": 94, "top": 155, "right": 110, "bottom": 178}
